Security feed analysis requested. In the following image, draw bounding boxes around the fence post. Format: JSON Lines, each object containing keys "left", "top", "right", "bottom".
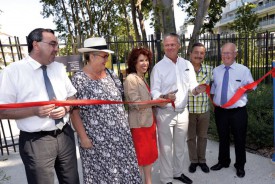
{"left": 273, "top": 61, "right": 275, "bottom": 163}
{"left": 265, "top": 31, "right": 269, "bottom": 84}
{"left": 217, "top": 34, "right": 221, "bottom": 67}
{"left": 155, "top": 33, "right": 162, "bottom": 62}
{"left": 244, "top": 34, "right": 248, "bottom": 66}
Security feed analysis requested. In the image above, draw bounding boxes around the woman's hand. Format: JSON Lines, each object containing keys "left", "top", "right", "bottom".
{"left": 80, "top": 137, "right": 93, "bottom": 149}
{"left": 156, "top": 98, "right": 169, "bottom": 107}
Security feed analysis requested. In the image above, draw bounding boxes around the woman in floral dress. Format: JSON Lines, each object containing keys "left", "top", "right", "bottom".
{"left": 70, "top": 37, "right": 142, "bottom": 184}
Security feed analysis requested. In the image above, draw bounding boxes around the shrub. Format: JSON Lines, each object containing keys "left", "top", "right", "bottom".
{"left": 208, "top": 84, "right": 274, "bottom": 149}
{"left": 246, "top": 84, "right": 273, "bottom": 148}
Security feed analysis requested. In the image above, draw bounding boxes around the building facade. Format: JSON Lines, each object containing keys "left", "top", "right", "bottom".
{"left": 214, "top": 0, "right": 275, "bottom": 34}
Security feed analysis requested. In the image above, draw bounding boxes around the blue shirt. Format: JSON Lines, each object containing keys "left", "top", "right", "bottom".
{"left": 210, "top": 62, "right": 255, "bottom": 109}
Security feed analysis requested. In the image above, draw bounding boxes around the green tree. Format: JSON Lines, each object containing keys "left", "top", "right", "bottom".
{"left": 228, "top": 1, "right": 259, "bottom": 34}
{"left": 178, "top": 0, "right": 226, "bottom": 34}
{"left": 178, "top": 0, "right": 226, "bottom": 56}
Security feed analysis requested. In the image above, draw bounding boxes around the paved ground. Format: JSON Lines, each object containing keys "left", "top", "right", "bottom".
{"left": 1, "top": 120, "right": 275, "bottom": 184}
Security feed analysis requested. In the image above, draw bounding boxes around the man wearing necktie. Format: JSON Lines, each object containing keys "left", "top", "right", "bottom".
{"left": 210, "top": 43, "right": 255, "bottom": 178}
{"left": 0, "top": 28, "right": 79, "bottom": 184}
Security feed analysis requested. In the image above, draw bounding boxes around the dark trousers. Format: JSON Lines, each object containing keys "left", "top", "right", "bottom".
{"left": 214, "top": 106, "right": 248, "bottom": 169}
{"left": 19, "top": 125, "right": 80, "bottom": 184}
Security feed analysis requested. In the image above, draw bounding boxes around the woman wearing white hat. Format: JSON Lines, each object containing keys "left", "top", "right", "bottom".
{"left": 71, "top": 37, "right": 142, "bottom": 183}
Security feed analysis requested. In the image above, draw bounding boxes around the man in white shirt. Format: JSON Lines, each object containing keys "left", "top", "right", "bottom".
{"left": 210, "top": 42, "right": 255, "bottom": 178}
{"left": 0, "top": 28, "right": 79, "bottom": 184}
{"left": 150, "top": 33, "right": 206, "bottom": 184}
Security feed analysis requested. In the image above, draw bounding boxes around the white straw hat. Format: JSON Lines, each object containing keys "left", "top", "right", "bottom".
{"left": 78, "top": 37, "right": 114, "bottom": 53}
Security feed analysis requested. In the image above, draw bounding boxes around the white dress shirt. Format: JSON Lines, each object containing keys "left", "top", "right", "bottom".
{"left": 150, "top": 55, "right": 198, "bottom": 111}
{"left": 210, "top": 62, "right": 255, "bottom": 108}
{"left": 0, "top": 56, "right": 76, "bottom": 132}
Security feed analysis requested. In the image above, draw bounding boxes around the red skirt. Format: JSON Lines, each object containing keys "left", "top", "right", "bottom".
{"left": 131, "top": 119, "right": 158, "bottom": 166}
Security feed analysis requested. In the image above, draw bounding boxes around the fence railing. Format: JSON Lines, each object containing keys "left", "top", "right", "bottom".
{"left": 1, "top": 32, "right": 275, "bottom": 155}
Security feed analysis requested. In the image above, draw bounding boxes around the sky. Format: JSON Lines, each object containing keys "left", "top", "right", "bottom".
{"left": 0, "top": 0, "right": 185, "bottom": 41}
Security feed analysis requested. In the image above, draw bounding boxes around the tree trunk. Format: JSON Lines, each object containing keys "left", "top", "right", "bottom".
{"left": 60, "top": 0, "right": 73, "bottom": 37}
{"left": 85, "top": 0, "right": 94, "bottom": 36}
{"left": 78, "top": 0, "right": 90, "bottom": 36}
{"left": 131, "top": 0, "right": 141, "bottom": 41}
{"left": 136, "top": 0, "right": 148, "bottom": 47}
{"left": 73, "top": 0, "right": 82, "bottom": 37}
{"left": 121, "top": 3, "right": 132, "bottom": 41}
{"left": 187, "top": 0, "right": 211, "bottom": 57}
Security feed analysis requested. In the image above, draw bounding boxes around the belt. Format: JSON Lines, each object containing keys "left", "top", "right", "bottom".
{"left": 216, "top": 105, "right": 246, "bottom": 111}
{"left": 20, "top": 123, "right": 68, "bottom": 137}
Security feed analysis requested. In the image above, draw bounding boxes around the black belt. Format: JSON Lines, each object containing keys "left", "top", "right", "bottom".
{"left": 216, "top": 106, "right": 246, "bottom": 111}
{"left": 20, "top": 123, "right": 68, "bottom": 137}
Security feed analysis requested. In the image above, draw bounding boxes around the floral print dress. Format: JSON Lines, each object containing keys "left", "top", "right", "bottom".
{"left": 71, "top": 70, "right": 142, "bottom": 184}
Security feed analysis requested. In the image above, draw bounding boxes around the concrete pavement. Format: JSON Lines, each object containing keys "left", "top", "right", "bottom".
{"left": 1, "top": 120, "right": 275, "bottom": 184}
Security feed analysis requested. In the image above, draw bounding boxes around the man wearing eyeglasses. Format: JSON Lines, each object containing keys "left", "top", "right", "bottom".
{"left": 0, "top": 28, "right": 80, "bottom": 184}
{"left": 210, "top": 42, "right": 255, "bottom": 178}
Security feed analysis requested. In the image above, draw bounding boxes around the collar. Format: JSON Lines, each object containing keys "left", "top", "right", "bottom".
{"left": 26, "top": 55, "right": 43, "bottom": 70}
{"left": 222, "top": 61, "right": 237, "bottom": 70}
{"left": 164, "top": 55, "right": 178, "bottom": 64}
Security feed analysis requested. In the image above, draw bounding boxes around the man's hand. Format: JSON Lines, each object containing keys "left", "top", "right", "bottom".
{"left": 195, "top": 84, "right": 207, "bottom": 94}
{"left": 34, "top": 104, "right": 55, "bottom": 118}
{"left": 49, "top": 106, "right": 67, "bottom": 119}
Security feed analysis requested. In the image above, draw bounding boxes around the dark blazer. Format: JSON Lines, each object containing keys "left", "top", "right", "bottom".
{"left": 124, "top": 73, "right": 153, "bottom": 128}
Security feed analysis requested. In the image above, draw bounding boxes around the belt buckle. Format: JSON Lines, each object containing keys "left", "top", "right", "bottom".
{"left": 53, "top": 129, "right": 58, "bottom": 136}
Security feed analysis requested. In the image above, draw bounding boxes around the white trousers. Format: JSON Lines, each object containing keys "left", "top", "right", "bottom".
{"left": 155, "top": 107, "right": 189, "bottom": 184}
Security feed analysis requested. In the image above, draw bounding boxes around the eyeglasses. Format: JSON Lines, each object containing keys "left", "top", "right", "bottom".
{"left": 221, "top": 52, "right": 235, "bottom": 56}
{"left": 95, "top": 54, "right": 109, "bottom": 60}
{"left": 39, "top": 41, "right": 59, "bottom": 48}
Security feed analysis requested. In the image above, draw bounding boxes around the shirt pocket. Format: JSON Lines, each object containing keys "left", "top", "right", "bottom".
{"left": 232, "top": 79, "right": 242, "bottom": 91}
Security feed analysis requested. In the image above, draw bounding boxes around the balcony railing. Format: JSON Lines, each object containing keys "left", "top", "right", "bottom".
{"left": 220, "top": 14, "right": 236, "bottom": 24}
{"left": 259, "top": 18, "right": 275, "bottom": 27}
{"left": 253, "top": 1, "right": 275, "bottom": 12}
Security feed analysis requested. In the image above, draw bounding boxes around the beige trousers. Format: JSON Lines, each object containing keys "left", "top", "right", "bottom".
{"left": 155, "top": 107, "right": 189, "bottom": 184}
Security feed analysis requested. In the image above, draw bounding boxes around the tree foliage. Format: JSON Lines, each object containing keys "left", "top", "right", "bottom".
{"left": 228, "top": 1, "right": 259, "bottom": 34}
{"left": 40, "top": 0, "right": 153, "bottom": 43}
{"left": 178, "top": 0, "right": 226, "bottom": 34}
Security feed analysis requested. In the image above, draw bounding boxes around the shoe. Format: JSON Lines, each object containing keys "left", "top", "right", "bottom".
{"left": 166, "top": 183, "right": 173, "bottom": 184}
{"left": 173, "top": 173, "right": 193, "bottom": 184}
{"left": 199, "top": 163, "right": 210, "bottom": 173}
{"left": 234, "top": 164, "right": 245, "bottom": 178}
{"left": 188, "top": 163, "right": 198, "bottom": 173}
{"left": 210, "top": 163, "right": 229, "bottom": 171}
{"left": 236, "top": 168, "right": 245, "bottom": 178}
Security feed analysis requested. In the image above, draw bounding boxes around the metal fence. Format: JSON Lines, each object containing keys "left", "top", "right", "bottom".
{"left": 1, "top": 32, "right": 275, "bottom": 155}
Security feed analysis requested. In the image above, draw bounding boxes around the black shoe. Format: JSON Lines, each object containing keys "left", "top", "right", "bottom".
{"left": 173, "top": 173, "right": 193, "bottom": 184}
{"left": 199, "top": 163, "right": 210, "bottom": 173}
{"left": 166, "top": 183, "right": 173, "bottom": 184}
{"left": 234, "top": 164, "right": 245, "bottom": 178}
{"left": 210, "top": 163, "right": 229, "bottom": 171}
{"left": 188, "top": 163, "right": 198, "bottom": 173}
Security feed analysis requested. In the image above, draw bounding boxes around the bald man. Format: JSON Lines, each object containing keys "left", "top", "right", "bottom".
{"left": 210, "top": 42, "right": 255, "bottom": 178}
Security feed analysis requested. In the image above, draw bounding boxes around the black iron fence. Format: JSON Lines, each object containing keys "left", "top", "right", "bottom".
{"left": 1, "top": 32, "right": 275, "bottom": 155}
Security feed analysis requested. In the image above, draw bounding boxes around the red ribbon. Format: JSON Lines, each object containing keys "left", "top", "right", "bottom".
{"left": 205, "top": 68, "right": 275, "bottom": 108}
{"left": 1, "top": 68, "right": 274, "bottom": 110}
{"left": 0, "top": 99, "right": 171, "bottom": 109}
